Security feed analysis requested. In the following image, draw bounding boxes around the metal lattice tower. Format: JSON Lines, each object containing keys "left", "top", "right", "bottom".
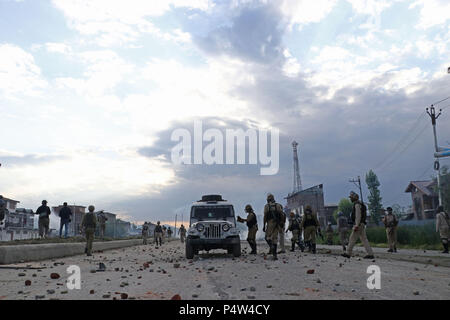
{"left": 292, "top": 141, "right": 303, "bottom": 193}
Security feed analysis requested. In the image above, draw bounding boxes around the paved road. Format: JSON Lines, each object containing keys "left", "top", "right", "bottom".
{"left": 0, "top": 240, "right": 449, "bottom": 300}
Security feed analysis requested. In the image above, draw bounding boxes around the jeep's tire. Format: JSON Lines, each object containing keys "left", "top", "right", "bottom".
{"left": 186, "top": 241, "right": 194, "bottom": 259}
{"left": 232, "top": 242, "right": 241, "bottom": 257}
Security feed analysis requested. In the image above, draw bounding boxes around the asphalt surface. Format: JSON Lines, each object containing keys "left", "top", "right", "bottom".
{"left": 0, "top": 240, "right": 449, "bottom": 300}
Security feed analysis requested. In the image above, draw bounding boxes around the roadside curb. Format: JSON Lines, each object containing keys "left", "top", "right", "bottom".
{"left": 0, "top": 239, "right": 143, "bottom": 264}
{"left": 317, "top": 246, "right": 450, "bottom": 267}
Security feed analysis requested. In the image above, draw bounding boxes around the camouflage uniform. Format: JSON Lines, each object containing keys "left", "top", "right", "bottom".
{"left": 325, "top": 223, "right": 334, "bottom": 245}
{"left": 154, "top": 223, "right": 163, "bottom": 246}
{"left": 436, "top": 207, "right": 449, "bottom": 253}
{"left": 301, "top": 206, "right": 320, "bottom": 253}
{"left": 82, "top": 206, "right": 97, "bottom": 256}
{"left": 287, "top": 212, "right": 301, "bottom": 251}
{"left": 337, "top": 213, "right": 349, "bottom": 251}
{"left": 263, "top": 194, "right": 283, "bottom": 260}
{"left": 142, "top": 222, "right": 149, "bottom": 245}
{"left": 238, "top": 205, "right": 258, "bottom": 254}
{"left": 97, "top": 211, "right": 108, "bottom": 239}
{"left": 277, "top": 211, "right": 287, "bottom": 253}
{"left": 179, "top": 225, "right": 186, "bottom": 243}
{"left": 382, "top": 208, "right": 398, "bottom": 252}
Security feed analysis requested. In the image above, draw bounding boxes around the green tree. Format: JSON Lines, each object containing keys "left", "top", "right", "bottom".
{"left": 365, "top": 169, "right": 383, "bottom": 225}
{"left": 333, "top": 198, "right": 353, "bottom": 221}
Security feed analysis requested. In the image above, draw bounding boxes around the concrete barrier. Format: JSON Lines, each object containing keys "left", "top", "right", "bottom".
{"left": 0, "top": 239, "right": 143, "bottom": 264}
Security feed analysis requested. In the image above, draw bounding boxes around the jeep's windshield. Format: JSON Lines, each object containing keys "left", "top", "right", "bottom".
{"left": 191, "top": 206, "right": 234, "bottom": 221}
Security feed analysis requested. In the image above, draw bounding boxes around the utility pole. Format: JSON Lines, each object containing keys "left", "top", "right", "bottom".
{"left": 174, "top": 214, "right": 177, "bottom": 239}
{"left": 426, "top": 105, "right": 443, "bottom": 205}
{"left": 349, "top": 176, "right": 364, "bottom": 203}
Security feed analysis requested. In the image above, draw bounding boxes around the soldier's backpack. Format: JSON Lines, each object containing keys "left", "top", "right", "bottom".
{"left": 268, "top": 203, "right": 282, "bottom": 225}
{"left": 84, "top": 213, "right": 96, "bottom": 228}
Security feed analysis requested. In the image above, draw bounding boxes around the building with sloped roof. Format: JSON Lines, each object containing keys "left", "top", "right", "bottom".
{"left": 405, "top": 180, "right": 439, "bottom": 220}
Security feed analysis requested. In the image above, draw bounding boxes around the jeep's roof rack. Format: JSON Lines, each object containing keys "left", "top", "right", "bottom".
{"left": 199, "top": 194, "right": 226, "bottom": 202}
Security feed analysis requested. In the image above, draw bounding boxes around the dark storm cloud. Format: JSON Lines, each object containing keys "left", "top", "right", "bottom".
{"left": 194, "top": 3, "right": 286, "bottom": 64}
{"left": 0, "top": 154, "right": 66, "bottom": 167}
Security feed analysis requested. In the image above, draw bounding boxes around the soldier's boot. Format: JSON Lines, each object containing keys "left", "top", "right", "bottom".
{"left": 251, "top": 243, "right": 257, "bottom": 254}
{"left": 290, "top": 242, "right": 295, "bottom": 252}
{"left": 442, "top": 241, "right": 449, "bottom": 254}
{"left": 272, "top": 244, "right": 278, "bottom": 260}
{"left": 299, "top": 241, "right": 305, "bottom": 252}
{"left": 342, "top": 245, "right": 346, "bottom": 252}
{"left": 267, "top": 240, "right": 273, "bottom": 254}
{"left": 305, "top": 241, "right": 312, "bottom": 252}
{"left": 312, "top": 243, "right": 316, "bottom": 254}
{"left": 387, "top": 248, "right": 393, "bottom": 253}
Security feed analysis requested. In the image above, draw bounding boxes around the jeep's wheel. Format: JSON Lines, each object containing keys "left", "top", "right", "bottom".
{"left": 232, "top": 242, "right": 241, "bottom": 257}
{"left": 186, "top": 241, "right": 194, "bottom": 259}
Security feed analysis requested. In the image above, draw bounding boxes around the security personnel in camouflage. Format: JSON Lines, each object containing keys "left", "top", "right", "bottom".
{"left": 342, "top": 192, "right": 374, "bottom": 259}
{"left": 179, "top": 224, "right": 186, "bottom": 243}
{"left": 337, "top": 211, "right": 349, "bottom": 252}
{"left": 277, "top": 210, "right": 287, "bottom": 254}
{"left": 325, "top": 222, "right": 334, "bottom": 245}
{"left": 286, "top": 211, "right": 301, "bottom": 252}
{"left": 81, "top": 205, "right": 97, "bottom": 256}
{"left": 436, "top": 206, "right": 449, "bottom": 254}
{"left": 301, "top": 205, "right": 320, "bottom": 254}
{"left": 382, "top": 207, "right": 398, "bottom": 252}
{"left": 142, "top": 222, "right": 149, "bottom": 245}
{"left": 36, "top": 200, "right": 51, "bottom": 239}
{"left": 263, "top": 193, "right": 283, "bottom": 260}
{"left": 238, "top": 204, "right": 258, "bottom": 254}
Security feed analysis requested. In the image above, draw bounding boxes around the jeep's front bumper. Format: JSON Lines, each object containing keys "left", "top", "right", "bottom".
{"left": 187, "top": 235, "right": 240, "bottom": 249}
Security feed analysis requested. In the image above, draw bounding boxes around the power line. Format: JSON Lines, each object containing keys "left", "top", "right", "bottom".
{"left": 372, "top": 111, "right": 427, "bottom": 170}
{"left": 431, "top": 96, "right": 450, "bottom": 106}
{"left": 377, "top": 121, "right": 429, "bottom": 172}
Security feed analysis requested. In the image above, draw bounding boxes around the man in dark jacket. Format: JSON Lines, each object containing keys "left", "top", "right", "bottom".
{"left": 59, "top": 202, "right": 72, "bottom": 238}
{"left": 36, "top": 200, "right": 51, "bottom": 238}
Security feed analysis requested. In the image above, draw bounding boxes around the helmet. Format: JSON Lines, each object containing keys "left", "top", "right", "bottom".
{"left": 157, "top": 221, "right": 160, "bottom": 225}
{"left": 305, "top": 205, "right": 312, "bottom": 213}
{"left": 63, "top": 202, "right": 68, "bottom": 206}
{"left": 42, "top": 200, "right": 48, "bottom": 205}
{"left": 338, "top": 211, "right": 343, "bottom": 216}
{"left": 290, "top": 211, "right": 295, "bottom": 217}
{"left": 267, "top": 193, "right": 275, "bottom": 202}
{"left": 88, "top": 205, "right": 95, "bottom": 212}
{"left": 245, "top": 204, "right": 253, "bottom": 212}
{"left": 386, "top": 207, "right": 393, "bottom": 213}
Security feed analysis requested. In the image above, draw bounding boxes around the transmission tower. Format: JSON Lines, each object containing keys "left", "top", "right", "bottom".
{"left": 292, "top": 141, "right": 303, "bottom": 193}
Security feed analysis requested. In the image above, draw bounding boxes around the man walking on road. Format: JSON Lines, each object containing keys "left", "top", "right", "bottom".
{"left": 97, "top": 211, "right": 108, "bottom": 239}
{"left": 142, "top": 222, "right": 149, "bottom": 245}
{"left": 342, "top": 192, "right": 374, "bottom": 259}
{"left": 59, "top": 202, "right": 72, "bottom": 238}
{"left": 337, "top": 211, "right": 349, "bottom": 252}
{"left": 263, "top": 193, "right": 283, "bottom": 260}
{"left": 154, "top": 221, "right": 163, "bottom": 247}
{"left": 382, "top": 207, "right": 398, "bottom": 252}
{"left": 301, "top": 205, "right": 320, "bottom": 254}
{"left": 238, "top": 204, "right": 258, "bottom": 254}
{"left": 287, "top": 211, "right": 301, "bottom": 252}
{"left": 436, "top": 206, "right": 449, "bottom": 254}
{"left": 36, "top": 200, "right": 51, "bottom": 239}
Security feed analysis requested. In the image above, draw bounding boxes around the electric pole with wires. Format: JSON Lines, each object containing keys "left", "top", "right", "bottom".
{"left": 426, "top": 105, "right": 447, "bottom": 206}
{"left": 349, "top": 176, "right": 364, "bottom": 204}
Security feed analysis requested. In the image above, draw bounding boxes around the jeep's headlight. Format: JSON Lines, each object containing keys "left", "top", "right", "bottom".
{"left": 222, "top": 223, "right": 230, "bottom": 232}
{"left": 196, "top": 223, "right": 204, "bottom": 232}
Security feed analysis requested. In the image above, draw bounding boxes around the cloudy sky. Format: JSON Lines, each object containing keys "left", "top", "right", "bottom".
{"left": 0, "top": 0, "right": 449, "bottom": 227}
